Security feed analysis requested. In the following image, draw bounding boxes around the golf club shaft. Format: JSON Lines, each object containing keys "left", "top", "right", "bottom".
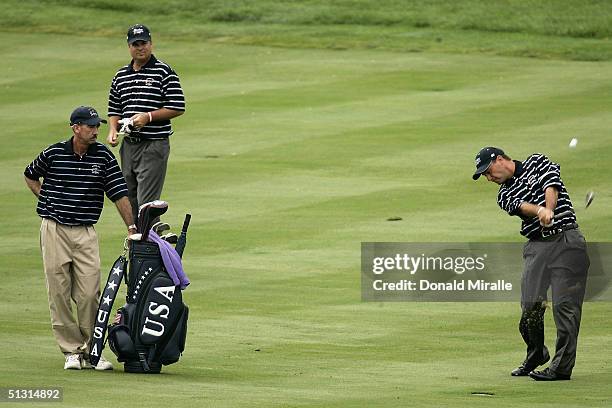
{"left": 554, "top": 210, "right": 574, "bottom": 220}
{"left": 539, "top": 209, "right": 574, "bottom": 228}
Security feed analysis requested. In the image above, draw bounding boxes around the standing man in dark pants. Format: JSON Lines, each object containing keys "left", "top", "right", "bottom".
{"left": 25, "top": 106, "right": 136, "bottom": 370}
{"left": 472, "top": 147, "right": 589, "bottom": 381}
{"left": 107, "top": 24, "right": 185, "bottom": 222}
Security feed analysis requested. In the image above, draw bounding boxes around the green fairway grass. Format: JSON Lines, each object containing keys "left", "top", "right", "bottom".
{"left": 1, "top": 2, "right": 611, "bottom": 407}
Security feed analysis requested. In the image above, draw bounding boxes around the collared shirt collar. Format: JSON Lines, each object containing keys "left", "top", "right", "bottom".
{"left": 64, "top": 136, "right": 98, "bottom": 157}
{"left": 128, "top": 54, "right": 158, "bottom": 73}
{"left": 503, "top": 160, "right": 524, "bottom": 187}
{"left": 512, "top": 159, "right": 523, "bottom": 177}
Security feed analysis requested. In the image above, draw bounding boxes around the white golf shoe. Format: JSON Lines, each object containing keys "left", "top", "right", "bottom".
{"left": 64, "top": 354, "right": 82, "bottom": 370}
{"left": 94, "top": 355, "right": 114, "bottom": 371}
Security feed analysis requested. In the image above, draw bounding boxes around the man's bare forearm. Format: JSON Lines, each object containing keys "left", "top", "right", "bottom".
{"left": 519, "top": 187, "right": 558, "bottom": 225}
{"left": 543, "top": 187, "right": 558, "bottom": 210}
{"left": 25, "top": 176, "right": 41, "bottom": 197}
{"left": 130, "top": 108, "right": 184, "bottom": 128}
{"left": 114, "top": 196, "right": 135, "bottom": 230}
{"left": 152, "top": 108, "right": 184, "bottom": 121}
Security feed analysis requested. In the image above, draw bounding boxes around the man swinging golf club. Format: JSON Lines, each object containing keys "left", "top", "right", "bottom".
{"left": 472, "top": 147, "right": 589, "bottom": 381}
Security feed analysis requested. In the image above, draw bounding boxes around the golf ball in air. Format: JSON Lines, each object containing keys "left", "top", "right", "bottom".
{"left": 569, "top": 138, "right": 578, "bottom": 148}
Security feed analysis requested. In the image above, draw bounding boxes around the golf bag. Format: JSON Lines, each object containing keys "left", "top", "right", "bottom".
{"left": 107, "top": 239, "right": 189, "bottom": 373}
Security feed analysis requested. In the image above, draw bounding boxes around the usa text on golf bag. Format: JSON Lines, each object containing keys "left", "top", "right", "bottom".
{"left": 90, "top": 255, "right": 127, "bottom": 365}
{"left": 108, "top": 240, "right": 189, "bottom": 373}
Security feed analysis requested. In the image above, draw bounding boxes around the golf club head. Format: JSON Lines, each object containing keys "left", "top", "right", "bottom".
{"left": 161, "top": 232, "right": 178, "bottom": 244}
{"left": 152, "top": 221, "right": 171, "bottom": 235}
{"left": 137, "top": 200, "right": 168, "bottom": 240}
{"left": 585, "top": 191, "right": 595, "bottom": 208}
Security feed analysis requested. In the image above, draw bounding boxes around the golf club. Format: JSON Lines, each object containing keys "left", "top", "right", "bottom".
{"left": 161, "top": 232, "right": 178, "bottom": 244}
{"left": 152, "top": 221, "right": 171, "bottom": 235}
{"left": 585, "top": 191, "right": 595, "bottom": 208}
{"left": 554, "top": 210, "right": 574, "bottom": 220}
{"left": 539, "top": 209, "right": 574, "bottom": 228}
{"left": 175, "top": 214, "right": 191, "bottom": 258}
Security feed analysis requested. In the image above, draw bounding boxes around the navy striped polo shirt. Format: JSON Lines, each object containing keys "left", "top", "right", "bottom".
{"left": 108, "top": 54, "right": 185, "bottom": 140}
{"left": 24, "top": 138, "right": 128, "bottom": 225}
{"left": 497, "top": 154, "right": 576, "bottom": 240}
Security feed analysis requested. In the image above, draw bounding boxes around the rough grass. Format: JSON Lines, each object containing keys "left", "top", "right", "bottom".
{"left": 1, "top": 0, "right": 612, "bottom": 60}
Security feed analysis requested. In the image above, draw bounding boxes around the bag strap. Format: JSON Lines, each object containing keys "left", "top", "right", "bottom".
{"left": 89, "top": 254, "right": 128, "bottom": 366}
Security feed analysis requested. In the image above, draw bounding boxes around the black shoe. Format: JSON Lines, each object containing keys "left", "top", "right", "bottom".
{"left": 511, "top": 365, "right": 532, "bottom": 376}
{"left": 511, "top": 350, "right": 550, "bottom": 376}
{"left": 529, "top": 367, "right": 571, "bottom": 381}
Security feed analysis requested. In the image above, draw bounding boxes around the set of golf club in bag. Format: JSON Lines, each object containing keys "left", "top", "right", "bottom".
{"left": 90, "top": 200, "right": 191, "bottom": 374}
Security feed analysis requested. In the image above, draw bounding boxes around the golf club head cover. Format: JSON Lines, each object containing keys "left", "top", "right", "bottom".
{"left": 137, "top": 200, "right": 169, "bottom": 241}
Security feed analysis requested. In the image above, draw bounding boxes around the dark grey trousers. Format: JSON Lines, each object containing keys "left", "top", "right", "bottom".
{"left": 520, "top": 228, "right": 589, "bottom": 376}
{"left": 120, "top": 139, "right": 170, "bottom": 222}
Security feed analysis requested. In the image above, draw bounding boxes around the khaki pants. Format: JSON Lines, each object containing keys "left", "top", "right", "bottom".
{"left": 40, "top": 218, "right": 100, "bottom": 356}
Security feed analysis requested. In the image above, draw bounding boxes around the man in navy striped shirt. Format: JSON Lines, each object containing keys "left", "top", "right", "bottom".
{"left": 25, "top": 106, "right": 136, "bottom": 370}
{"left": 473, "top": 147, "right": 589, "bottom": 381}
{"left": 106, "top": 24, "right": 185, "bottom": 222}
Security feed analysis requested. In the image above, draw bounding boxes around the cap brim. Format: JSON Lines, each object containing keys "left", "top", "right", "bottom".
{"left": 472, "top": 161, "right": 493, "bottom": 180}
{"left": 80, "top": 118, "right": 107, "bottom": 125}
{"left": 128, "top": 36, "right": 151, "bottom": 44}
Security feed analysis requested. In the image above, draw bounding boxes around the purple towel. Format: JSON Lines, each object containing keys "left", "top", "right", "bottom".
{"left": 147, "top": 230, "right": 190, "bottom": 290}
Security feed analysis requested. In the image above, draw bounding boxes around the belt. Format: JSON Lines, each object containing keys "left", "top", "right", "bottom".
{"left": 123, "top": 135, "right": 143, "bottom": 144}
{"left": 123, "top": 136, "right": 166, "bottom": 144}
{"left": 539, "top": 223, "right": 578, "bottom": 239}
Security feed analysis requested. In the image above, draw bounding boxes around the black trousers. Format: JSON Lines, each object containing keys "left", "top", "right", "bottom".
{"left": 120, "top": 139, "right": 170, "bottom": 223}
{"left": 520, "top": 228, "right": 589, "bottom": 376}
